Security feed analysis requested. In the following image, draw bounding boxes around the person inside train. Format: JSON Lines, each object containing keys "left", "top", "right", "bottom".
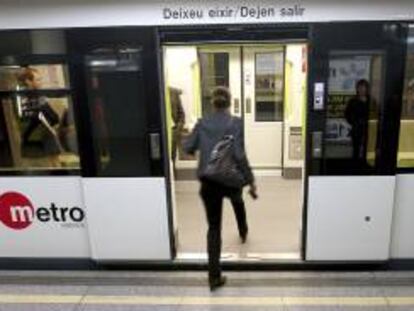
{"left": 345, "top": 79, "right": 376, "bottom": 168}
{"left": 184, "top": 86, "right": 257, "bottom": 291}
{"left": 169, "top": 87, "right": 186, "bottom": 174}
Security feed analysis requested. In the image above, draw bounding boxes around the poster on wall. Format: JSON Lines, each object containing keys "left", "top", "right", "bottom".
{"left": 329, "top": 57, "right": 371, "bottom": 94}
{"left": 326, "top": 118, "right": 351, "bottom": 142}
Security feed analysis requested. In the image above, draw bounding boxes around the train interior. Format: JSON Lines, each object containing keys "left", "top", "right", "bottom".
{"left": 163, "top": 43, "right": 308, "bottom": 261}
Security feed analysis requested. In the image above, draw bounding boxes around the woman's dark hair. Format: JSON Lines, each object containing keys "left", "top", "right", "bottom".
{"left": 356, "top": 79, "right": 370, "bottom": 91}
{"left": 211, "top": 86, "right": 231, "bottom": 109}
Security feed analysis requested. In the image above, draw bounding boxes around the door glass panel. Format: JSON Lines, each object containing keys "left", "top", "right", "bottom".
{"left": 397, "top": 26, "right": 414, "bottom": 168}
{"left": 199, "top": 52, "right": 229, "bottom": 117}
{"left": 325, "top": 53, "right": 383, "bottom": 170}
{"left": 84, "top": 49, "right": 150, "bottom": 176}
{"left": 255, "top": 52, "right": 284, "bottom": 122}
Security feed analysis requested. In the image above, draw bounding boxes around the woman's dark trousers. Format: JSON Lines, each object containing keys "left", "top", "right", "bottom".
{"left": 200, "top": 180, "right": 248, "bottom": 281}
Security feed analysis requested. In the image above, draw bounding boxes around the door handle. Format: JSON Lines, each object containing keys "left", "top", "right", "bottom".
{"left": 312, "top": 131, "right": 323, "bottom": 158}
{"left": 313, "top": 82, "right": 325, "bottom": 110}
{"left": 149, "top": 132, "right": 161, "bottom": 160}
{"left": 246, "top": 98, "right": 252, "bottom": 114}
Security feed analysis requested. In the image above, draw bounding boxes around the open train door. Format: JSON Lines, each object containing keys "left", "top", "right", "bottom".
{"left": 305, "top": 22, "right": 407, "bottom": 261}
{"left": 67, "top": 28, "right": 174, "bottom": 261}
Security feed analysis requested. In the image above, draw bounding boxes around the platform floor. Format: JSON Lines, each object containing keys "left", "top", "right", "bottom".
{"left": 174, "top": 176, "right": 303, "bottom": 259}
{"left": 0, "top": 271, "right": 414, "bottom": 310}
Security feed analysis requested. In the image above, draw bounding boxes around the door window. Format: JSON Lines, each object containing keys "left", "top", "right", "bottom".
{"left": 308, "top": 23, "right": 407, "bottom": 176}
{"left": 397, "top": 26, "right": 414, "bottom": 168}
{"left": 325, "top": 53, "right": 383, "bottom": 169}
{"left": 84, "top": 49, "right": 151, "bottom": 177}
{"left": 254, "top": 52, "right": 284, "bottom": 122}
{"left": 199, "top": 52, "right": 229, "bottom": 117}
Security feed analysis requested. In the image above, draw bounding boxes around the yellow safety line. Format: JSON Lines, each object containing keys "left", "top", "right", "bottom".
{"left": 84, "top": 296, "right": 182, "bottom": 305}
{"left": 0, "top": 295, "right": 412, "bottom": 306}
{"left": 179, "top": 297, "right": 283, "bottom": 306}
{"left": 0, "top": 295, "right": 81, "bottom": 304}
{"left": 387, "top": 297, "right": 414, "bottom": 305}
{"left": 284, "top": 297, "right": 386, "bottom": 306}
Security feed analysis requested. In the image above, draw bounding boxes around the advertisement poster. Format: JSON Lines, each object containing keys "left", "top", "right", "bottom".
{"left": 329, "top": 57, "right": 371, "bottom": 94}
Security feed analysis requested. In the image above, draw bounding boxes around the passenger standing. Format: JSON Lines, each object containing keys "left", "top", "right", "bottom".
{"left": 184, "top": 86, "right": 257, "bottom": 291}
{"left": 169, "top": 87, "right": 185, "bottom": 174}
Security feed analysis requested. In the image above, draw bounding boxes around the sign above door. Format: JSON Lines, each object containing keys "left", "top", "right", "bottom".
{"left": 0, "top": 1, "right": 414, "bottom": 30}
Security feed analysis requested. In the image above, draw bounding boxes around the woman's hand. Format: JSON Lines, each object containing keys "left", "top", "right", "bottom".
{"left": 248, "top": 183, "right": 258, "bottom": 200}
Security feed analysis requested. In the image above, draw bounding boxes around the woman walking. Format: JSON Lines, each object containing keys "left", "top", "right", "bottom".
{"left": 184, "top": 86, "right": 257, "bottom": 291}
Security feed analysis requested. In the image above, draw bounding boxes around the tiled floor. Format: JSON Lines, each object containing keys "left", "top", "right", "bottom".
{"left": 0, "top": 271, "right": 413, "bottom": 310}
{"left": 174, "top": 176, "right": 303, "bottom": 258}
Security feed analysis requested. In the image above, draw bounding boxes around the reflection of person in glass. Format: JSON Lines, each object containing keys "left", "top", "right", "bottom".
{"left": 345, "top": 79, "right": 373, "bottom": 165}
{"left": 18, "top": 67, "right": 62, "bottom": 167}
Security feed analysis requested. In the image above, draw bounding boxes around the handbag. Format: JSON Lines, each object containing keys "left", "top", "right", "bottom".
{"left": 201, "top": 118, "right": 246, "bottom": 188}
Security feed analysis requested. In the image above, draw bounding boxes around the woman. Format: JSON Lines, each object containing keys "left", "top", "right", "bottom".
{"left": 184, "top": 86, "right": 257, "bottom": 291}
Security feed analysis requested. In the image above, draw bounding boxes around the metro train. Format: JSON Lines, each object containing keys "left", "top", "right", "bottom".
{"left": 0, "top": 0, "right": 413, "bottom": 268}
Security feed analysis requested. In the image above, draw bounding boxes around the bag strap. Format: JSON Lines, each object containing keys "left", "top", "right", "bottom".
{"left": 223, "top": 116, "right": 234, "bottom": 138}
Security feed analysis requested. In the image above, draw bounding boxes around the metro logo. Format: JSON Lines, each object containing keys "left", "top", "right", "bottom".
{"left": 0, "top": 191, "right": 85, "bottom": 230}
{"left": 0, "top": 192, "right": 34, "bottom": 230}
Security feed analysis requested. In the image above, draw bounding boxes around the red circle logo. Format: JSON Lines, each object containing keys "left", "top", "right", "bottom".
{"left": 0, "top": 192, "right": 34, "bottom": 230}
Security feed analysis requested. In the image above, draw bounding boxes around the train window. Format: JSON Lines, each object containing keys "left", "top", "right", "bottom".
{"left": 0, "top": 65, "right": 80, "bottom": 172}
{"left": 325, "top": 52, "right": 383, "bottom": 171}
{"left": 254, "top": 52, "right": 284, "bottom": 122}
{"left": 397, "top": 26, "right": 414, "bottom": 168}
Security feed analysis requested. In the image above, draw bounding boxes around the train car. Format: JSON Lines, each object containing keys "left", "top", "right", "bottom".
{"left": 0, "top": 0, "right": 413, "bottom": 268}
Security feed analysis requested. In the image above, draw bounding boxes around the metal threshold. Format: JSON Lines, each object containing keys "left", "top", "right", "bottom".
{"left": 176, "top": 252, "right": 301, "bottom": 263}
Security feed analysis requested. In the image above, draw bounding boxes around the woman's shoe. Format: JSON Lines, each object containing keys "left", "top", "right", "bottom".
{"left": 209, "top": 276, "right": 227, "bottom": 291}
{"left": 240, "top": 230, "right": 248, "bottom": 244}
